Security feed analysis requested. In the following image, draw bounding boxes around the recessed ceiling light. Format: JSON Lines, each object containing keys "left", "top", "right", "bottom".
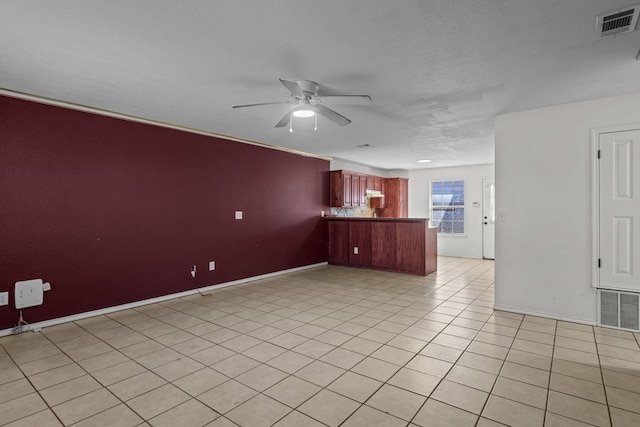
{"left": 417, "top": 159, "right": 431, "bottom": 163}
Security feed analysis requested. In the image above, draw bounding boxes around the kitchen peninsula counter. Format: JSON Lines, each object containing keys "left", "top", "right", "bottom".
{"left": 325, "top": 217, "right": 437, "bottom": 276}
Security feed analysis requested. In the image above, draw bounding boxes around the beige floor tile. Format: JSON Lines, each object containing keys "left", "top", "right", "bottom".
{"left": 212, "top": 354, "right": 260, "bottom": 378}
{"left": 10, "top": 344, "right": 63, "bottom": 366}
{"left": 108, "top": 371, "right": 167, "bottom": 401}
{"left": 557, "top": 321, "right": 592, "bottom": 332}
{"left": 446, "top": 365, "right": 497, "bottom": 392}
{"left": 546, "top": 390, "right": 610, "bottom": 427}
{"left": 481, "top": 323, "right": 518, "bottom": 337}
{"left": 506, "top": 348, "right": 551, "bottom": 371}
{"left": 319, "top": 347, "right": 365, "bottom": 369}
{"left": 342, "top": 405, "right": 407, "bottom": 427}
{"left": 72, "top": 403, "right": 143, "bottom": 427}
{"left": 515, "top": 329, "right": 554, "bottom": 345}
{"left": 0, "top": 378, "right": 34, "bottom": 405}
{"left": 0, "top": 392, "right": 48, "bottom": 425}
{"left": 387, "top": 367, "right": 441, "bottom": 396}
{"left": 544, "top": 412, "right": 598, "bottom": 426}
{"left": 606, "top": 386, "right": 640, "bottom": 414}
{"left": 119, "top": 339, "right": 166, "bottom": 359}
{"left": 247, "top": 325, "right": 286, "bottom": 341}
{"left": 351, "top": 356, "right": 400, "bottom": 382}
{"left": 226, "top": 394, "right": 291, "bottom": 427}
{"left": 552, "top": 359, "right": 602, "bottom": 383}
{"left": 268, "top": 332, "right": 309, "bottom": 349}
{"left": 149, "top": 398, "right": 218, "bottom": 427}
{"left": 298, "top": 389, "right": 360, "bottom": 427}
{"left": 266, "top": 350, "right": 314, "bottom": 373}
{"left": 492, "top": 377, "right": 547, "bottom": 409}
{"left": 219, "top": 334, "right": 263, "bottom": 353}
{"left": 610, "top": 407, "right": 640, "bottom": 427}
{"left": 520, "top": 320, "right": 556, "bottom": 335}
{"left": 189, "top": 344, "right": 236, "bottom": 366}
{"left": 595, "top": 333, "right": 640, "bottom": 350}
{"left": 272, "top": 410, "right": 327, "bottom": 427}
{"left": 328, "top": 372, "right": 383, "bottom": 403}
{"left": 406, "top": 355, "right": 453, "bottom": 377}
{"left": 431, "top": 379, "right": 488, "bottom": 414}
{"left": 556, "top": 327, "right": 595, "bottom": 342}
{"left": 500, "top": 361, "right": 549, "bottom": 388}
{"left": 171, "top": 337, "right": 215, "bottom": 355}
{"left": 340, "top": 336, "right": 382, "bottom": 355}
{"left": 201, "top": 328, "right": 241, "bottom": 344}
{"left": 365, "top": 383, "right": 426, "bottom": 421}
{"left": 173, "top": 367, "right": 229, "bottom": 397}
{"left": 555, "top": 335, "right": 597, "bottom": 353}
{"left": 598, "top": 344, "right": 640, "bottom": 363}
{"left": 265, "top": 375, "right": 321, "bottom": 407}
{"left": 242, "top": 341, "right": 286, "bottom": 363}
{"left": 127, "top": 383, "right": 190, "bottom": 420}
{"left": 388, "top": 334, "right": 429, "bottom": 351}
{"left": 476, "top": 416, "right": 509, "bottom": 426}
{"left": 197, "top": 379, "right": 257, "bottom": 413}
{"left": 511, "top": 338, "right": 553, "bottom": 357}
{"left": 550, "top": 372, "right": 606, "bottom": 403}
{"left": 91, "top": 360, "right": 147, "bottom": 387}
{"left": 420, "top": 342, "right": 464, "bottom": 362}
{"left": 236, "top": 364, "right": 288, "bottom": 392}
{"left": 482, "top": 395, "right": 544, "bottom": 427}
{"left": 457, "top": 351, "right": 503, "bottom": 375}
{"left": 29, "top": 361, "right": 86, "bottom": 391}
{"left": 602, "top": 368, "right": 640, "bottom": 394}
{"left": 466, "top": 341, "right": 509, "bottom": 360}
{"left": 295, "top": 360, "right": 345, "bottom": 387}
{"left": 3, "top": 409, "right": 62, "bottom": 427}
{"left": 370, "top": 345, "right": 414, "bottom": 366}
{"left": 474, "top": 331, "right": 514, "bottom": 348}
{"left": 52, "top": 388, "right": 120, "bottom": 425}
{"left": 153, "top": 356, "right": 205, "bottom": 382}
{"left": 79, "top": 350, "right": 130, "bottom": 373}
{"left": 412, "top": 398, "right": 478, "bottom": 427}
{"left": 332, "top": 321, "right": 368, "bottom": 336}
{"left": 19, "top": 352, "right": 72, "bottom": 376}
{"left": 66, "top": 341, "right": 114, "bottom": 361}
{"left": 40, "top": 374, "right": 102, "bottom": 406}
{"left": 553, "top": 346, "right": 600, "bottom": 365}
{"left": 0, "top": 364, "right": 24, "bottom": 386}
{"left": 431, "top": 333, "right": 472, "bottom": 350}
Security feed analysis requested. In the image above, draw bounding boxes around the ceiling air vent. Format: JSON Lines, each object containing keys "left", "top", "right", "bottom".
{"left": 596, "top": 5, "right": 640, "bottom": 38}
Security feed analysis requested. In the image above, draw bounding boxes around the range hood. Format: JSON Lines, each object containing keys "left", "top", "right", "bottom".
{"left": 366, "top": 189, "right": 384, "bottom": 198}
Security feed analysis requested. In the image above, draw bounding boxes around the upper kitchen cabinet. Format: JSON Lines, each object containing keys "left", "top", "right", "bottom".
{"left": 379, "top": 178, "right": 408, "bottom": 218}
{"left": 330, "top": 170, "right": 368, "bottom": 207}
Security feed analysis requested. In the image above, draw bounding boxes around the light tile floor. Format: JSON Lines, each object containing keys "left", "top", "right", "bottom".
{"left": 1, "top": 257, "right": 640, "bottom": 426}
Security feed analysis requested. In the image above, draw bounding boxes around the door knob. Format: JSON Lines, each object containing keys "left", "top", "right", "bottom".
{"left": 484, "top": 222, "right": 488, "bottom": 225}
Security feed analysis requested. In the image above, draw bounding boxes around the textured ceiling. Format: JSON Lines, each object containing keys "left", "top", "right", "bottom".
{"left": 1, "top": 1, "right": 640, "bottom": 170}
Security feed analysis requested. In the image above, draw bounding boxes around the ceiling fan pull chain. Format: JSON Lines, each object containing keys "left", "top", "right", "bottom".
{"left": 289, "top": 114, "right": 293, "bottom": 133}
{"left": 314, "top": 113, "right": 318, "bottom": 131}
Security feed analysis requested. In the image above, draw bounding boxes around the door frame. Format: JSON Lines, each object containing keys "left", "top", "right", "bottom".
{"left": 482, "top": 177, "right": 495, "bottom": 260}
{"left": 591, "top": 123, "right": 640, "bottom": 289}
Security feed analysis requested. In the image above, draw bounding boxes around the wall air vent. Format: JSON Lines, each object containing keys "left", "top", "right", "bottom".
{"left": 599, "top": 289, "right": 640, "bottom": 331}
{"left": 596, "top": 5, "right": 640, "bottom": 38}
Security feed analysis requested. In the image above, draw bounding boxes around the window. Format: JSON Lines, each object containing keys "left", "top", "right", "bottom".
{"left": 431, "top": 180, "right": 464, "bottom": 234}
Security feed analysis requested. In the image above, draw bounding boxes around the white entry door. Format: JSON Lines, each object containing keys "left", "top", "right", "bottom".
{"left": 482, "top": 178, "right": 495, "bottom": 260}
{"left": 598, "top": 129, "right": 640, "bottom": 291}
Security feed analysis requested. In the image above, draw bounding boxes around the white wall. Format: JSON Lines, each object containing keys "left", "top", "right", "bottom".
{"left": 495, "top": 91, "right": 640, "bottom": 324}
{"left": 409, "top": 164, "right": 495, "bottom": 258}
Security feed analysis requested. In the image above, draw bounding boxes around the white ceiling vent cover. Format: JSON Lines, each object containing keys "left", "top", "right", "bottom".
{"left": 599, "top": 289, "right": 640, "bottom": 331}
{"left": 596, "top": 5, "right": 640, "bottom": 38}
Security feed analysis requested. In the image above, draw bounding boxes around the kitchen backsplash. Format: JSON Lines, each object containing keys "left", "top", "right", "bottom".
{"left": 331, "top": 207, "right": 377, "bottom": 217}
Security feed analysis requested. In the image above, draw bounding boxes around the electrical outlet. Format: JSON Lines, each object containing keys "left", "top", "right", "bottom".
{"left": 353, "top": 247, "right": 359, "bottom": 255}
{"left": 209, "top": 261, "right": 215, "bottom": 271}
{"left": 235, "top": 211, "right": 243, "bottom": 220}
{"left": 190, "top": 265, "right": 196, "bottom": 278}
{"left": 0, "top": 292, "right": 8, "bottom": 306}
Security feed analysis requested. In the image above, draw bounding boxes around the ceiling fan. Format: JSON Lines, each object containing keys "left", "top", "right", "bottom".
{"left": 232, "top": 79, "right": 372, "bottom": 131}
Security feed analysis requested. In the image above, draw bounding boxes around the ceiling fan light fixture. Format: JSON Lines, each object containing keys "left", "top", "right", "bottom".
{"left": 292, "top": 109, "right": 315, "bottom": 118}
{"left": 417, "top": 159, "right": 432, "bottom": 163}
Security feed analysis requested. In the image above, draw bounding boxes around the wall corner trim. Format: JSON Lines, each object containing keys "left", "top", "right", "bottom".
{"left": 0, "top": 262, "right": 328, "bottom": 337}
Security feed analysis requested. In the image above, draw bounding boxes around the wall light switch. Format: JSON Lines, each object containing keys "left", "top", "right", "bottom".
{"left": 0, "top": 292, "right": 8, "bottom": 306}
{"left": 209, "top": 261, "right": 215, "bottom": 271}
{"left": 235, "top": 211, "right": 243, "bottom": 220}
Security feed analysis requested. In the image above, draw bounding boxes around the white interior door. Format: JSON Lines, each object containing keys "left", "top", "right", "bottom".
{"left": 482, "top": 178, "right": 495, "bottom": 260}
{"left": 598, "top": 129, "right": 640, "bottom": 291}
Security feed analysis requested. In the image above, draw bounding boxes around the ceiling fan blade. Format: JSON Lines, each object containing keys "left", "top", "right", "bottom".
{"left": 279, "top": 79, "right": 303, "bottom": 97}
{"left": 318, "top": 95, "right": 372, "bottom": 106}
{"left": 274, "top": 111, "right": 291, "bottom": 128}
{"left": 314, "top": 104, "right": 351, "bottom": 126}
{"left": 232, "top": 101, "right": 291, "bottom": 108}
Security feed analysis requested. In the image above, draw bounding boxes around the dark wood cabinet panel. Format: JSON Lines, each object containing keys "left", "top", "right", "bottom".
{"left": 327, "top": 218, "right": 437, "bottom": 276}
{"left": 327, "top": 220, "right": 349, "bottom": 264}
{"left": 330, "top": 170, "right": 403, "bottom": 211}
{"left": 359, "top": 176, "right": 368, "bottom": 206}
{"left": 379, "top": 178, "right": 408, "bottom": 218}
{"left": 349, "top": 221, "right": 372, "bottom": 266}
{"left": 396, "top": 222, "right": 425, "bottom": 274}
{"left": 371, "top": 222, "right": 396, "bottom": 269}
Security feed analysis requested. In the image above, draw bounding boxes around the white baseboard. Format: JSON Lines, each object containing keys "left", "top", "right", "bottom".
{"left": 0, "top": 262, "right": 327, "bottom": 337}
{"left": 493, "top": 304, "right": 596, "bottom": 326}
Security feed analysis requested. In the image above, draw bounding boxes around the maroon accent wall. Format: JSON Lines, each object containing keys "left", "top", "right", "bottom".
{"left": 0, "top": 95, "right": 329, "bottom": 330}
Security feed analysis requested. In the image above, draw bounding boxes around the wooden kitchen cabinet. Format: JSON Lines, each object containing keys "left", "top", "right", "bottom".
{"left": 330, "top": 170, "right": 372, "bottom": 208}
{"left": 349, "top": 221, "right": 372, "bottom": 266}
{"left": 379, "top": 178, "right": 408, "bottom": 218}
{"left": 326, "top": 218, "right": 437, "bottom": 276}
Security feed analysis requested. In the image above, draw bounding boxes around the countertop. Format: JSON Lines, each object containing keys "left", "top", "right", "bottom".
{"left": 323, "top": 216, "right": 429, "bottom": 222}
